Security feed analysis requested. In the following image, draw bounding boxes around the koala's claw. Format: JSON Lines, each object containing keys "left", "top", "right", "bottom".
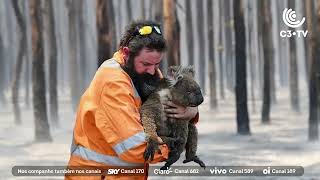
{"left": 183, "top": 156, "right": 206, "bottom": 169}
{"left": 143, "top": 148, "right": 154, "bottom": 162}
{"left": 144, "top": 139, "right": 159, "bottom": 162}
{"left": 182, "top": 159, "right": 191, "bottom": 163}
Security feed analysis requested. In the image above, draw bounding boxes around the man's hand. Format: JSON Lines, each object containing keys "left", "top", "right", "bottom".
{"left": 163, "top": 101, "right": 198, "bottom": 120}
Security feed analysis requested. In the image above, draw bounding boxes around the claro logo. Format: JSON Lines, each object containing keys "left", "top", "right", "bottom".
{"left": 280, "top": 8, "right": 308, "bottom": 38}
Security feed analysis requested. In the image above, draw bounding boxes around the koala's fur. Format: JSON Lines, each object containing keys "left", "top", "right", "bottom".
{"left": 140, "top": 66, "right": 205, "bottom": 170}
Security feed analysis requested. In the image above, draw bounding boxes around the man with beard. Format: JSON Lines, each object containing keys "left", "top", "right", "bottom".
{"left": 65, "top": 20, "right": 199, "bottom": 180}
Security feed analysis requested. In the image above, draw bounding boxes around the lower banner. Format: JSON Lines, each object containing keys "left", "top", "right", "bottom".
{"left": 11, "top": 166, "right": 304, "bottom": 176}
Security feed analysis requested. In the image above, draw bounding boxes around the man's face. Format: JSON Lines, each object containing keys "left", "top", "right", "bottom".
{"left": 122, "top": 48, "right": 164, "bottom": 102}
{"left": 133, "top": 48, "right": 163, "bottom": 75}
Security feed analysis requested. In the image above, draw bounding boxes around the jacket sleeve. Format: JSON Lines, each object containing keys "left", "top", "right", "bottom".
{"left": 190, "top": 111, "right": 200, "bottom": 125}
{"left": 95, "top": 78, "right": 169, "bottom": 164}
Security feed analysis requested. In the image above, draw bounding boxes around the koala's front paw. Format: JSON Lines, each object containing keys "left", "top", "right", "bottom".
{"left": 144, "top": 139, "right": 160, "bottom": 162}
{"left": 161, "top": 137, "right": 180, "bottom": 151}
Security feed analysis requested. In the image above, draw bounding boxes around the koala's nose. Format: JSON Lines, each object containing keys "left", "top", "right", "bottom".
{"left": 197, "top": 94, "right": 204, "bottom": 105}
{"left": 194, "top": 88, "right": 204, "bottom": 105}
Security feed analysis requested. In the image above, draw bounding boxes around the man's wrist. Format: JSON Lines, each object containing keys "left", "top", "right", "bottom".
{"left": 192, "top": 107, "right": 199, "bottom": 119}
{"left": 190, "top": 109, "right": 199, "bottom": 124}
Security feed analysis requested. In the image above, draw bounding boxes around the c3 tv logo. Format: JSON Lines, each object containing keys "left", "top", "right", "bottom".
{"left": 280, "top": 8, "right": 308, "bottom": 38}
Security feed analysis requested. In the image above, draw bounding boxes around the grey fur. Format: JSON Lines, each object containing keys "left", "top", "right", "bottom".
{"left": 141, "top": 66, "right": 205, "bottom": 170}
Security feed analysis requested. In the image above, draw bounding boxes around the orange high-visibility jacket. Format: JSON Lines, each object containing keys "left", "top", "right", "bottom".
{"left": 65, "top": 51, "right": 199, "bottom": 180}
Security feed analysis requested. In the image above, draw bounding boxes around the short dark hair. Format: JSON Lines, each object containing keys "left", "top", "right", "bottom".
{"left": 119, "top": 20, "right": 167, "bottom": 57}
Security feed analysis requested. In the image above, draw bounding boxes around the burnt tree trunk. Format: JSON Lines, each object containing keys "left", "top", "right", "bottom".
{"left": 66, "top": 0, "right": 80, "bottom": 111}
{"left": 152, "top": 0, "right": 163, "bottom": 23}
{"left": 163, "top": 0, "right": 180, "bottom": 69}
{"left": 207, "top": 0, "right": 217, "bottom": 109}
{"left": 152, "top": 0, "right": 164, "bottom": 70}
{"left": 185, "top": 0, "right": 194, "bottom": 65}
{"left": 218, "top": 2, "right": 225, "bottom": 99}
{"left": 278, "top": 0, "right": 289, "bottom": 87}
{"left": 270, "top": 0, "right": 280, "bottom": 102}
{"left": 261, "top": 0, "right": 273, "bottom": 123}
{"left": 141, "top": 0, "right": 146, "bottom": 20}
{"left": 117, "top": 0, "right": 123, "bottom": 39}
{"left": 270, "top": 46, "right": 277, "bottom": 104}
{"left": 225, "top": 0, "right": 235, "bottom": 92}
{"left": 269, "top": 1, "right": 276, "bottom": 104}
{"left": 126, "top": 0, "right": 133, "bottom": 23}
{"left": 0, "top": 31, "right": 6, "bottom": 105}
{"left": 288, "top": 0, "right": 300, "bottom": 112}
{"left": 30, "top": 0, "right": 52, "bottom": 142}
{"left": 257, "top": 0, "right": 264, "bottom": 96}
{"left": 258, "top": 32, "right": 264, "bottom": 94}
{"left": 218, "top": 0, "right": 225, "bottom": 100}
{"left": 174, "top": 10, "right": 180, "bottom": 66}
{"left": 97, "top": 0, "right": 116, "bottom": 67}
{"left": 44, "top": 0, "right": 59, "bottom": 127}
{"left": 234, "top": 0, "right": 250, "bottom": 135}
{"left": 77, "top": 0, "right": 86, "bottom": 92}
{"left": 108, "top": 0, "right": 116, "bottom": 52}
{"left": 304, "top": 0, "right": 311, "bottom": 85}
{"left": 247, "top": 0, "right": 256, "bottom": 113}
{"left": 196, "top": 1, "right": 205, "bottom": 93}
{"left": 308, "top": 0, "right": 319, "bottom": 141}
{"left": 23, "top": 0, "right": 31, "bottom": 108}
{"left": 12, "top": 0, "right": 26, "bottom": 125}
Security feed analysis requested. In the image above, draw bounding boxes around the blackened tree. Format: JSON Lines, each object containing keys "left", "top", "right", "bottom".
{"left": 261, "top": 0, "right": 273, "bottom": 123}
{"left": 30, "top": 0, "right": 52, "bottom": 142}
{"left": 234, "top": 0, "right": 250, "bottom": 135}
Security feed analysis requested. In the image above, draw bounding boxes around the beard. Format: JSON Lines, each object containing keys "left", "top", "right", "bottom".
{"left": 122, "top": 55, "right": 161, "bottom": 103}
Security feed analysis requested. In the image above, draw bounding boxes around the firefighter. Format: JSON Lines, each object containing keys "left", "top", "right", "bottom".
{"left": 65, "top": 20, "right": 199, "bottom": 180}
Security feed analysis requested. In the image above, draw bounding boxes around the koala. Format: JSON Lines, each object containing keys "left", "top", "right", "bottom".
{"left": 140, "top": 66, "right": 205, "bottom": 170}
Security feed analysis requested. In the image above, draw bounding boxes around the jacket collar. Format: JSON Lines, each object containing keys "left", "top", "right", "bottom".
{"left": 112, "top": 50, "right": 126, "bottom": 66}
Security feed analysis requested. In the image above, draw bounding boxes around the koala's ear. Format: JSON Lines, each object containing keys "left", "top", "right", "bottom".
{"left": 168, "top": 66, "right": 179, "bottom": 75}
{"left": 184, "top": 65, "right": 195, "bottom": 77}
{"left": 168, "top": 65, "right": 182, "bottom": 78}
{"left": 177, "top": 74, "right": 183, "bottom": 81}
